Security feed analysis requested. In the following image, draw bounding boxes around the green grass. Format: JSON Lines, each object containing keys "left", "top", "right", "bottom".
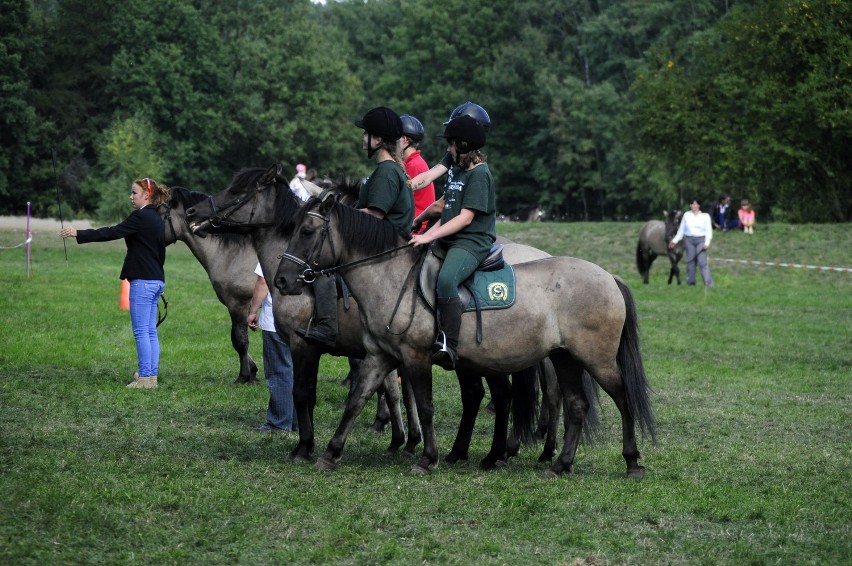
{"left": 1, "top": 221, "right": 850, "bottom": 565}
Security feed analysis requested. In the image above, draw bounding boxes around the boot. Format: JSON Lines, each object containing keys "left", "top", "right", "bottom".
{"left": 296, "top": 276, "right": 337, "bottom": 347}
{"left": 433, "top": 297, "right": 463, "bottom": 370}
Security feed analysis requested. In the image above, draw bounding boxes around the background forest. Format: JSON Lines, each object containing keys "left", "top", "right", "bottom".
{"left": 1, "top": 0, "right": 849, "bottom": 223}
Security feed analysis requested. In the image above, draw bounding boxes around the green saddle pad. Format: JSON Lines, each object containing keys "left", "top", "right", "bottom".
{"left": 463, "top": 264, "right": 516, "bottom": 312}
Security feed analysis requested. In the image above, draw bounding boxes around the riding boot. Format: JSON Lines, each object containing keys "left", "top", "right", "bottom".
{"left": 432, "top": 297, "right": 463, "bottom": 370}
{"left": 296, "top": 275, "right": 337, "bottom": 347}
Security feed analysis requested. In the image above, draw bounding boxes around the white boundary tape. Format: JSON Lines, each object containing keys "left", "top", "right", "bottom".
{"left": 718, "top": 258, "right": 851, "bottom": 273}
{"left": 0, "top": 235, "right": 33, "bottom": 250}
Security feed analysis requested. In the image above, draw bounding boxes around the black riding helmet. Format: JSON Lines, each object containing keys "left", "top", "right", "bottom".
{"left": 400, "top": 114, "right": 425, "bottom": 142}
{"left": 443, "top": 101, "right": 491, "bottom": 132}
{"left": 439, "top": 115, "right": 486, "bottom": 153}
{"left": 354, "top": 107, "right": 403, "bottom": 141}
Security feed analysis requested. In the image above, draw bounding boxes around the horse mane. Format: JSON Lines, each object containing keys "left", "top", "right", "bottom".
{"left": 283, "top": 196, "right": 405, "bottom": 256}
{"left": 221, "top": 166, "right": 303, "bottom": 236}
{"left": 169, "top": 186, "right": 210, "bottom": 208}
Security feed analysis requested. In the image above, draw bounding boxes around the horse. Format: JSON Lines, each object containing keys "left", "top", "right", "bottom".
{"left": 184, "top": 166, "right": 561, "bottom": 470}
{"left": 274, "top": 195, "right": 656, "bottom": 478}
{"left": 636, "top": 211, "right": 683, "bottom": 284}
{"left": 159, "top": 187, "right": 260, "bottom": 384}
{"left": 180, "top": 168, "right": 416, "bottom": 463}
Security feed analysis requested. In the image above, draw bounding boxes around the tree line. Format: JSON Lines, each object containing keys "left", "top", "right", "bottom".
{"left": 1, "top": 0, "right": 849, "bottom": 223}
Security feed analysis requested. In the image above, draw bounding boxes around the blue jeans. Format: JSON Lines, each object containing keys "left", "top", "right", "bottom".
{"left": 129, "top": 279, "right": 165, "bottom": 377}
{"left": 262, "top": 330, "right": 296, "bottom": 431}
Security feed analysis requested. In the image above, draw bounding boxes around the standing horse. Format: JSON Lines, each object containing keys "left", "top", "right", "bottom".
{"left": 183, "top": 168, "right": 415, "bottom": 463}
{"left": 274, "top": 196, "right": 655, "bottom": 478}
{"left": 159, "top": 187, "right": 259, "bottom": 384}
{"left": 185, "top": 166, "right": 559, "bottom": 470}
{"left": 637, "top": 211, "right": 683, "bottom": 284}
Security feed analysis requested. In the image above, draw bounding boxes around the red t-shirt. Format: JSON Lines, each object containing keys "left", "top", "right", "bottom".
{"left": 404, "top": 150, "right": 435, "bottom": 234}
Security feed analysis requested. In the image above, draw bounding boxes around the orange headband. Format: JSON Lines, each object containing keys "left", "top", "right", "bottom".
{"left": 144, "top": 178, "right": 153, "bottom": 197}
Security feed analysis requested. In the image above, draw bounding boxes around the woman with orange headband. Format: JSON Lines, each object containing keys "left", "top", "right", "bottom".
{"left": 60, "top": 178, "right": 170, "bottom": 388}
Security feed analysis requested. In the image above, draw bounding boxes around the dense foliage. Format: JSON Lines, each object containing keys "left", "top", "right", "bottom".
{"left": 1, "top": 0, "right": 849, "bottom": 221}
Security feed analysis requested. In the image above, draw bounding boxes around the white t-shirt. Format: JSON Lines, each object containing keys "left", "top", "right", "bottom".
{"left": 290, "top": 177, "right": 310, "bottom": 202}
{"left": 672, "top": 211, "right": 713, "bottom": 247}
{"left": 254, "top": 263, "right": 275, "bottom": 332}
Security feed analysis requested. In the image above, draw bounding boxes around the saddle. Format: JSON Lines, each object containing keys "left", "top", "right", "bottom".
{"left": 417, "top": 243, "right": 516, "bottom": 344}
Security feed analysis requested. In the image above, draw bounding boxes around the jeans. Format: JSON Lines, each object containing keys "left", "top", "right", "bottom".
{"left": 129, "top": 279, "right": 165, "bottom": 377}
{"left": 262, "top": 330, "right": 296, "bottom": 431}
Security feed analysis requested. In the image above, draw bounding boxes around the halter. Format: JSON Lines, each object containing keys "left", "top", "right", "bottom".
{"left": 208, "top": 179, "right": 278, "bottom": 230}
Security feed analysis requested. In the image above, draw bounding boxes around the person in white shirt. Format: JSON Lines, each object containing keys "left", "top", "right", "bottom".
{"left": 289, "top": 163, "right": 311, "bottom": 201}
{"left": 669, "top": 198, "right": 715, "bottom": 287}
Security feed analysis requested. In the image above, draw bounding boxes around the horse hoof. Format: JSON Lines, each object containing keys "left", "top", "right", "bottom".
{"left": 291, "top": 453, "right": 313, "bottom": 464}
{"left": 543, "top": 469, "right": 559, "bottom": 480}
{"left": 494, "top": 459, "right": 508, "bottom": 468}
{"left": 368, "top": 422, "right": 388, "bottom": 434}
{"left": 409, "top": 464, "right": 431, "bottom": 475}
{"left": 627, "top": 466, "right": 646, "bottom": 480}
{"left": 315, "top": 457, "right": 338, "bottom": 471}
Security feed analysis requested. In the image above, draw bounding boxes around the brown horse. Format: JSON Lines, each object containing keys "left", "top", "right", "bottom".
{"left": 274, "top": 195, "right": 656, "bottom": 478}
{"left": 637, "top": 211, "right": 683, "bottom": 284}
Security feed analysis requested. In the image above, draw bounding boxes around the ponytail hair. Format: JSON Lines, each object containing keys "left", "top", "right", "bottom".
{"left": 136, "top": 177, "right": 171, "bottom": 207}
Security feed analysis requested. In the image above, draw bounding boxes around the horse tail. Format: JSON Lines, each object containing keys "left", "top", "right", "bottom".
{"left": 580, "top": 370, "right": 601, "bottom": 445}
{"left": 635, "top": 240, "right": 646, "bottom": 276}
{"left": 511, "top": 365, "right": 539, "bottom": 447}
{"left": 614, "top": 276, "right": 657, "bottom": 443}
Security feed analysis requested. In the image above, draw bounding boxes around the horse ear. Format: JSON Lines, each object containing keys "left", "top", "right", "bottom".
{"left": 261, "top": 164, "right": 280, "bottom": 185}
{"left": 318, "top": 191, "right": 336, "bottom": 214}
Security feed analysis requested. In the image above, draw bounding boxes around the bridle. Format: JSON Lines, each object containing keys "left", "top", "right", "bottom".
{"left": 207, "top": 178, "right": 279, "bottom": 230}
{"left": 279, "top": 208, "right": 411, "bottom": 284}
{"left": 278, "top": 203, "right": 422, "bottom": 335}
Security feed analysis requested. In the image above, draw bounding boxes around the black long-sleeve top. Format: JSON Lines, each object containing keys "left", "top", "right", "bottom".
{"left": 76, "top": 206, "right": 166, "bottom": 281}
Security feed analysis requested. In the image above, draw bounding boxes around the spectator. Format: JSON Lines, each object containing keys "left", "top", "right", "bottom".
{"left": 739, "top": 199, "right": 756, "bottom": 234}
{"left": 247, "top": 263, "right": 297, "bottom": 433}
{"left": 669, "top": 198, "right": 715, "bottom": 287}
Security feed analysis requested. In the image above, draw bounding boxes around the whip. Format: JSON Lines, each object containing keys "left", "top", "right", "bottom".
{"left": 52, "top": 148, "right": 68, "bottom": 263}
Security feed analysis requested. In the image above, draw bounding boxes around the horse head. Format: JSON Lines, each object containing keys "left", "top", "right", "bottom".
{"left": 185, "top": 164, "right": 297, "bottom": 236}
{"left": 274, "top": 194, "right": 339, "bottom": 296}
{"left": 158, "top": 186, "right": 210, "bottom": 244}
{"left": 663, "top": 210, "right": 682, "bottom": 243}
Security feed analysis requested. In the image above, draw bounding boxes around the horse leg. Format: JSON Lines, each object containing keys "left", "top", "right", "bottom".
{"left": 480, "top": 375, "right": 511, "bottom": 470}
{"left": 379, "top": 370, "right": 407, "bottom": 454}
{"left": 230, "top": 313, "right": 259, "bottom": 384}
{"left": 368, "top": 387, "right": 391, "bottom": 433}
{"left": 545, "top": 351, "right": 589, "bottom": 478}
{"left": 290, "top": 350, "right": 319, "bottom": 463}
{"left": 667, "top": 251, "right": 681, "bottom": 285}
{"left": 399, "top": 350, "right": 438, "bottom": 475}
{"left": 445, "top": 371, "right": 484, "bottom": 464}
{"left": 317, "top": 355, "right": 395, "bottom": 471}
{"left": 396, "top": 368, "right": 422, "bottom": 456}
{"left": 537, "top": 358, "right": 560, "bottom": 463}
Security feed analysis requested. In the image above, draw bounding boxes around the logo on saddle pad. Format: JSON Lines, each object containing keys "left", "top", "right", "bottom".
{"left": 487, "top": 281, "right": 509, "bottom": 302}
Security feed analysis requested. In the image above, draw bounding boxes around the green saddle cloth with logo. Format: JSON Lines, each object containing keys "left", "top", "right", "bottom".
{"left": 417, "top": 243, "right": 516, "bottom": 314}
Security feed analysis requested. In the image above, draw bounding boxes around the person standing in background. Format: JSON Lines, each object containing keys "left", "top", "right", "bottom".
{"left": 247, "top": 264, "right": 296, "bottom": 433}
{"left": 669, "top": 198, "right": 714, "bottom": 287}
{"left": 60, "top": 178, "right": 168, "bottom": 388}
{"left": 290, "top": 163, "right": 310, "bottom": 201}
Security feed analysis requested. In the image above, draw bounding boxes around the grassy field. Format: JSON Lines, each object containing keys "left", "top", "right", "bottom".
{"left": 1, "top": 219, "right": 850, "bottom": 565}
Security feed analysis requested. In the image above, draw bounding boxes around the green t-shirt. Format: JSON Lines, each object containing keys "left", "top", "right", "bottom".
{"left": 439, "top": 161, "right": 496, "bottom": 257}
{"left": 358, "top": 160, "right": 413, "bottom": 235}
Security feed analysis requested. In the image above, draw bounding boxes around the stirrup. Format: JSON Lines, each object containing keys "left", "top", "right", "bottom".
{"left": 296, "top": 326, "right": 336, "bottom": 348}
{"left": 431, "top": 332, "right": 457, "bottom": 370}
